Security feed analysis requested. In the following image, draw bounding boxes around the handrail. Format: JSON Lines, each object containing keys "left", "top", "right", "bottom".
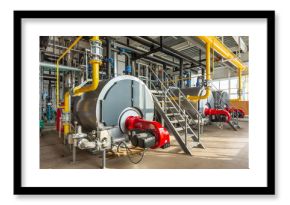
{"left": 150, "top": 80, "right": 199, "bottom": 140}
{"left": 148, "top": 66, "right": 202, "bottom": 120}
{"left": 153, "top": 67, "right": 203, "bottom": 121}
{"left": 147, "top": 67, "right": 201, "bottom": 140}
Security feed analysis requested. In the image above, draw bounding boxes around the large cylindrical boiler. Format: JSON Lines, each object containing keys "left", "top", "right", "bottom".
{"left": 211, "top": 90, "right": 230, "bottom": 109}
{"left": 72, "top": 75, "right": 154, "bottom": 143}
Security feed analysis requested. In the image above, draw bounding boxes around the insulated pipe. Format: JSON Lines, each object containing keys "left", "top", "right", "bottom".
{"left": 187, "top": 42, "right": 211, "bottom": 101}
{"left": 40, "top": 62, "right": 81, "bottom": 72}
{"left": 56, "top": 36, "right": 83, "bottom": 108}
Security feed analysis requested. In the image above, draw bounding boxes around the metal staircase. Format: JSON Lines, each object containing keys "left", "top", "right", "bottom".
{"left": 139, "top": 66, "right": 204, "bottom": 155}
{"left": 228, "top": 111, "right": 240, "bottom": 131}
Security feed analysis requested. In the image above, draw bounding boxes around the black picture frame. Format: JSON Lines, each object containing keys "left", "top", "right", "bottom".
{"left": 14, "top": 10, "right": 275, "bottom": 195}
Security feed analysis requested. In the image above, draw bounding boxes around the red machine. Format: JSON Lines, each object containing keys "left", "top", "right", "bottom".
{"left": 225, "top": 107, "right": 245, "bottom": 118}
{"left": 204, "top": 108, "right": 232, "bottom": 123}
{"left": 125, "top": 116, "right": 170, "bottom": 149}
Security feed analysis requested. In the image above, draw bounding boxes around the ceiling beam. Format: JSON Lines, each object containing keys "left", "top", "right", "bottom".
{"left": 232, "top": 36, "right": 248, "bottom": 53}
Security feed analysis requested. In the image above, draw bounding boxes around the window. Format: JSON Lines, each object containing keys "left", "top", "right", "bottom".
{"left": 219, "top": 80, "right": 228, "bottom": 90}
{"left": 210, "top": 75, "right": 249, "bottom": 101}
{"left": 211, "top": 81, "right": 219, "bottom": 90}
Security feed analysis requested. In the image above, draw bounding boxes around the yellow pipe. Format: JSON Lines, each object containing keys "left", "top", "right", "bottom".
{"left": 91, "top": 36, "right": 100, "bottom": 41}
{"left": 62, "top": 36, "right": 101, "bottom": 135}
{"left": 56, "top": 36, "right": 83, "bottom": 108}
{"left": 187, "top": 42, "right": 211, "bottom": 101}
{"left": 63, "top": 91, "right": 70, "bottom": 135}
{"left": 197, "top": 36, "right": 246, "bottom": 101}
{"left": 73, "top": 61, "right": 100, "bottom": 95}
{"left": 231, "top": 69, "right": 243, "bottom": 102}
{"left": 74, "top": 36, "right": 101, "bottom": 95}
{"left": 197, "top": 36, "right": 247, "bottom": 71}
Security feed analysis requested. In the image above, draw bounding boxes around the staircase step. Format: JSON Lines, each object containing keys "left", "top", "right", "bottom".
{"left": 228, "top": 121, "right": 238, "bottom": 131}
{"left": 166, "top": 106, "right": 178, "bottom": 110}
{"left": 150, "top": 90, "right": 163, "bottom": 94}
{"left": 174, "top": 127, "right": 184, "bottom": 132}
{"left": 170, "top": 119, "right": 185, "bottom": 124}
{"left": 149, "top": 71, "right": 204, "bottom": 155}
{"left": 166, "top": 113, "right": 181, "bottom": 117}
{"left": 154, "top": 94, "right": 165, "bottom": 98}
{"left": 158, "top": 100, "right": 173, "bottom": 104}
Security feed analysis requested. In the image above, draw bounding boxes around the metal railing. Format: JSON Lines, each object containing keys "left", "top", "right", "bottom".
{"left": 146, "top": 66, "right": 202, "bottom": 143}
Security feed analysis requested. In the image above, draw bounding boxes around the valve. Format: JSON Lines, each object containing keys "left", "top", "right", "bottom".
{"left": 90, "top": 38, "right": 103, "bottom": 62}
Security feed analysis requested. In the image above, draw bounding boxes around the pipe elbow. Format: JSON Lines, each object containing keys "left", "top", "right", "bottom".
{"left": 187, "top": 87, "right": 211, "bottom": 101}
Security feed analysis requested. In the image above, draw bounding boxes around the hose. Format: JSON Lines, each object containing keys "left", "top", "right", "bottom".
{"left": 117, "top": 142, "right": 146, "bottom": 164}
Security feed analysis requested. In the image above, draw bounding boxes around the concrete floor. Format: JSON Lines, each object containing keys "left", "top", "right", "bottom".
{"left": 40, "top": 122, "right": 248, "bottom": 169}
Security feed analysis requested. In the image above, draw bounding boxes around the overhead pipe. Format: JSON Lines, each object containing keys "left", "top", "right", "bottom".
{"left": 198, "top": 36, "right": 247, "bottom": 71}
{"left": 56, "top": 36, "right": 83, "bottom": 109}
{"left": 40, "top": 62, "right": 81, "bottom": 72}
{"left": 115, "top": 41, "right": 180, "bottom": 68}
{"left": 197, "top": 36, "right": 247, "bottom": 101}
{"left": 130, "top": 36, "right": 202, "bottom": 68}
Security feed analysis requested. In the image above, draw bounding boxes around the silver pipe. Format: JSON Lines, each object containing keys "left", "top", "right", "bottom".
{"left": 102, "top": 150, "right": 106, "bottom": 169}
{"left": 40, "top": 62, "right": 81, "bottom": 72}
{"left": 47, "top": 43, "right": 85, "bottom": 53}
{"left": 85, "top": 49, "right": 89, "bottom": 80}
{"left": 113, "top": 42, "right": 118, "bottom": 77}
{"left": 123, "top": 52, "right": 131, "bottom": 67}
{"left": 72, "top": 139, "right": 77, "bottom": 163}
{"left": 59, "top": 117, "right": 62, "bottom": 138}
